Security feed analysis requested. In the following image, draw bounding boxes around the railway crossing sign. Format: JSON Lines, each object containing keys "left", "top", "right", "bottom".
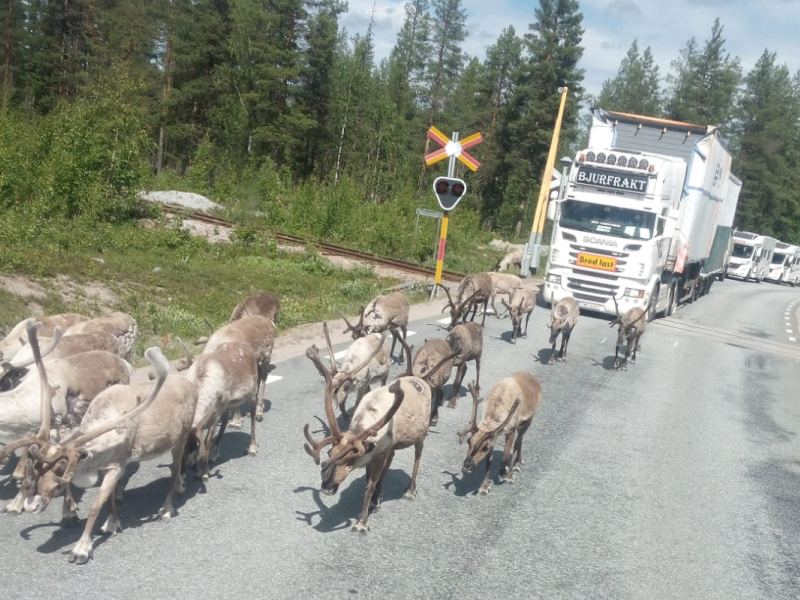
{"left": 425, "top": 127, "right": 483, "bottom": 171}
{"left": 433, "top": 176, "right": 467, "bottom": 211}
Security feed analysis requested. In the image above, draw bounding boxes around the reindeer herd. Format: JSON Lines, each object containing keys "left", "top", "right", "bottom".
{"left": 0, "top": 272, "right": 648, "bottom": 563}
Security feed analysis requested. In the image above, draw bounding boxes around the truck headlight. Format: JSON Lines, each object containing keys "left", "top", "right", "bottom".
{"left": 624, "top": 288, "right": 645, "bottom": 298}
{"left": 547, "top": 274, "right": 561, "bottom": 284}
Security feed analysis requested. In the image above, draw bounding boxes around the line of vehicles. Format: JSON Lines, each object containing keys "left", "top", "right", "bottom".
{"left": 541, "top": 107, "right": 798, "bottom": 319}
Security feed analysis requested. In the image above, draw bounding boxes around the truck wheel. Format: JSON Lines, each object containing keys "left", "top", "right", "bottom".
{"left": 666, "top": 283, "right": 677, "bottom": 317}
{"left": 646, "top": 287, "right": 658, "bottom": 322}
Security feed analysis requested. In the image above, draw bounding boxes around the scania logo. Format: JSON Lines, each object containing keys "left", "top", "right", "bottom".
{"left": 582, "top": 236, "right": 618, "bottom": 247}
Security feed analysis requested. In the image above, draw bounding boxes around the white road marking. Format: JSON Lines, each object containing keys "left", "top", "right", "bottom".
{"left": 407, "top": 331, "right": 417, "bottom": 337}
{"left": 600, "top": 338, "right": 607, "bottom": 344}
{"left": 787, "top": 329, "right": 793, "bottom": 334}
{"left": 790, "top": 337, "right": 797, "bottom": 343}
{"left": 674, "top": 341, "right": 679, "bottom": 347}
{"left": 266, "top": 375, "right": 282, "bottom": 384}
{"left": 323, "top": 350, "right": 348, "bottom": 361}
{"left": 438, "top": 317, "right": 451, "bottom": 324}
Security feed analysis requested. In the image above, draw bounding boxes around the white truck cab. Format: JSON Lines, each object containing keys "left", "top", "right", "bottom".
{"left": 726, "top": 232, "right": 776, "bottom": 282}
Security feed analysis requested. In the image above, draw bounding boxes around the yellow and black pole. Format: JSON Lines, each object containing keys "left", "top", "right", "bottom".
{"left": 520, "top": 86, "right": 569, "bottom": 277}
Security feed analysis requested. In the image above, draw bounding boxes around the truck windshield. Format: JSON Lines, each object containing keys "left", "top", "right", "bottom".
{"left": 772, "top": 253, "right": 787, "bottom": 265}
{"left": 558, "top": 200, "right": 656, "bottom": 240}
{"left": 732, "top": 243, "right": 754, "bottom": 259}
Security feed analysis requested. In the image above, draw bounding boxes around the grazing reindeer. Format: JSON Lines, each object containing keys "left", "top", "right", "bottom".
{"left": 303, "top": 333, "right": 454, "bottom": 532}
{"left": 21, "top": 347, "right": 198, "bottom": 564}
{"left": 439, "top": 274, "right": 493, "bottom": 329}
{"left": 182, "top": 340, "right": 259, "bottom": 481}
{"left": 64, "top": 312, "right": 138, "bottom": 362}
{"left": 1, "top": 331, "right": 119, "bottom": 390}
{"left": 494, "top": 248, "right": 523, "bottom": 273}
{"left": 458, "top": 374, "right": 543, "bottom": 495}
{"left": 229, "top": 290, "right": 281, "bottom": 325}
{"left": 610, "top": 297, "right": 647, "bottom": 370}
{"left": 547, "top": 297, "right": 579, "bottom": 364}
{"left": 411, "top": 338, "right": 455, "bottom": 426}
{"left": 488, "top": 273, "right": 521, "bottom": 318}
{"left": 502, "top": 287, "right": 537, "bottom": 344}
{"left": 0, "top": 313, "right": 87, "bottom": 361}
{"left": 321, "top": 324, "right": 390, "bottom": 418}
{"left": 445, "top": 321, "right": 483, "bottom": 408}
{"left": 203, "top": 315, "right": 274, "bottom": 427}
{"left": 339, "top": 292, "right": 410, "bottom": 361}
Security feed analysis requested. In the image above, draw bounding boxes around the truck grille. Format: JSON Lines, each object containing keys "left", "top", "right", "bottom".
{"left": 566, "top": 277, "right": 619, "bottom": 299}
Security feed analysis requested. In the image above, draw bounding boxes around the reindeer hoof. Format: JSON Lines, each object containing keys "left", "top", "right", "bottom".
{"left": 100, "top": 515, "right": 121, "bottom": 536}
{"left": 247, "top": 443, "right": 259, "bottom": 456}
{"left": 447, "top": 401, "right": 457, "bottom": 410}
{"left": 68, "top": 542, "right": 93, "bottom": 564}
{"left": 430, "top": 414, "right": 439, "bottom": 426}
{"left": 403, "top": 488, "right": 417, "bottom": 500}
{"left": 351, "top": 521, "right": 369, "bottom": 533}
{"left": 158, "top": 508, "right": 174, "bottom": 522}
{"left": 229, "top": 420, "right": 243, "bottom": 430}
{"left": 548, "top": 359, "right": 555, "bottom": 365}
{"left": 478, "top": 486, "right": 491, "bottom": 495}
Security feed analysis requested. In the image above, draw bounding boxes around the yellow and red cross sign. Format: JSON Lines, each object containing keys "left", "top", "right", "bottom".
{"left": 424, "top": 127, "right": 483, "bottom": 171}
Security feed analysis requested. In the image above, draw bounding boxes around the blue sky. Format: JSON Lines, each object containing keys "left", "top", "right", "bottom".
{"left": 340, "top": 0, "right": 800, "bottom": 98}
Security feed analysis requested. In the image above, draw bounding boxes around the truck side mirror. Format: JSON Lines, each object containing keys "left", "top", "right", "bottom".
{"left": 546, "top": 201, "right": 558, "bottom": 221}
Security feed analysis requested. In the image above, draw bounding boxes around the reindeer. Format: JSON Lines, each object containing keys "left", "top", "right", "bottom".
{"left": 203, "top": 315, "right": 274, "bottom": 427}
{"left": 502, "top": 287, "right": 537, "bottom": 344}
{"left": 229, "top": 290, "right": 281, "bottom": 325}
{"left": 610, "top": 297, "right": 647, "bottom": 370}
{"left": 20, "top": 347, "right": 198, "bottom": 564}
{"left": 0, "top": 321, "right": 132, "bottom": 513}
{"left": 547, "top": 297, "right": 579, "bottom": 364}
{"left": 1, "top": 331, "right": 119, "bottom": 390}
{"left": 64, "top": 312, "right": 138, "bottom": 362}
{"left": 458, "top": 374, "right": 543, "bottom": 495}
{"left": 439, "top": 273, "right": 493, "bottom": 329}
{"left": 411, "top": 338, "right": 454, "bottom": 425}
{"left": 445, "top": 321, "right": 483, "bottom": 408}
{"left": 182, "top": 341, "right": 259, "bottom": 480}
{"left": 488, "top": 272, "right": 521, "bottom": 318}
{"left": 321, "top": 324, "right": 390, "bottom": 418}
{"left": 494, "top": 248, "right": 523, "bottom": 273}
{"left": 0, "top": 313, "right": 87, "bottom": 361}
{"left": 302, "top": 332, "right": 454, "bottom": 532}
{"left": 339, "top": 292, "right": 410, "bottom": 361}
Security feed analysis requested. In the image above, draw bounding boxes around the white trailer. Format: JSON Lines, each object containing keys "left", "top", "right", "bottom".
{"left": 543, "top": 109, "right": 742, "bottom": 320}
{"left": 726, "top": 232, "right": 776, "bottom": 282}
{"left": 765, "top": 241, "right": 800, "bottom": 286}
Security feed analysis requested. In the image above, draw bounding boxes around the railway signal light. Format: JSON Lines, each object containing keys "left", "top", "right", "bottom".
{"left": 433, "top": 177, "right": 467, "bottom": 211}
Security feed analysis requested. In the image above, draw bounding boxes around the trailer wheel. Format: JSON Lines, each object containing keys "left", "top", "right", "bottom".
{"left": 646, "top": 286, "right": 658, "bottom": 322}
{"left": 666, "top": 282, "right": 677, "bottom": 317}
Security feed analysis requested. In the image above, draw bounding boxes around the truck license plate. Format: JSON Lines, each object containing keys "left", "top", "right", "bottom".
{"left": 578, "top": 301, "right": 604, "bottom": 311}
{"left": 577, "top": 253, "right": 617, "bottom": 272}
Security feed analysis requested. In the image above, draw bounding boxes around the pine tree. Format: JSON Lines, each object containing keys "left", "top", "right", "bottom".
{"left": 490, "top": 0, "right": 584, "bottom": 233}
{"left": 666, "top": 18, "right": 741, "bottom": 129}
{"left": 387, "top": 0, "right": 431, "bottom": 118}
{"left": 733, "top": 50, "right": 800, "bottom": 241}
{"left": 596, "top": 40, "right": 662, "bottom": 115}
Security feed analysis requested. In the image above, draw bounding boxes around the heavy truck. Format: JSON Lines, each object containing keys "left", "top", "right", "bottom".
{"left": 543, "top": 108, "right": 742, "bottom": 320}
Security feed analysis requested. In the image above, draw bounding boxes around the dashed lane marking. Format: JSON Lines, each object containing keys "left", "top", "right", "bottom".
{"left": 438, "top": 317, "right": 451, "bottom": 325}
{"left": 266, "top": 375, "right": 282, "bottom": 384}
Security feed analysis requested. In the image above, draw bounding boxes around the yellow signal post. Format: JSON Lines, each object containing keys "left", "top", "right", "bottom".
{"left": 520, "top": 86, "right": 569, "bottom": 277}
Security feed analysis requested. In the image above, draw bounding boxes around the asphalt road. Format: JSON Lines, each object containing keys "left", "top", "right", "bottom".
{"left": 1, "top": 277, "right": 800, "bottom": 599}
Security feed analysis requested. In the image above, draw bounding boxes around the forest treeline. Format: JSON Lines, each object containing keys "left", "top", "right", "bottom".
{"left": 1, "top": 0, "right": 798, "bottom": 243}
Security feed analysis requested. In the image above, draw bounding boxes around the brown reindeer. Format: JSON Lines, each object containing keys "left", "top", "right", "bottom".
{"left": 610, "top": 297, "right": 647, "bottom": 370}
{"left": 458, "top": 374, "right": 543, "bottom": 495}
{"left": 547, "top": 297, "right": 579, "bottom": 364}
{"left": 445, "top": 321, "right": 483, "bottom": 408}
{"left": 502, "top": 287, "right": 537, "bottom": 344}
{"left": 439, "top": 273, "right": 492, "bottom": 329}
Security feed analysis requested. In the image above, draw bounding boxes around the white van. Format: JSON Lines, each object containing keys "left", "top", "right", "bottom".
{"left": 726, "top": 232, "right": 777, "bottom": 282}
{"left": 767, "top": 242, "right": 800, "bottom": 286}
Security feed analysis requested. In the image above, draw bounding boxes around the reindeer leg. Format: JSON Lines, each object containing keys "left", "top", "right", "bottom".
{"left": 209, "top": 410, "right": 229, "bottom": 464}
{"left": 12, "top": 447, "right": 30, "bottom": 481}
{"left": 247, "top": 395, "right": 259, "bottom": 456}
{"left": 404, "top": 441, "right": 424, "bottom": 499}
{"left": 158, "top": 442, "right": 187, "bottom": 521}
{"left": 512, "top": 422, "right": 530, "bottom": 472}
{"left": 562, "top": 329, "right": 572, "bottom": 361}
{"left": 478, "top": 450, "right": 494, "bottom": 495}
{"left": 499, "top": 431, "right": 517, "bottom": 482}
{"left": 474, "top": 358, "right": 481, "bottom": 395}
{"left": 69, "top": 465, "right": 123, "bottom": 564}
{"left": 389, "top": 331, "right": 398, "bottom": 362}
{"left": 353, "top": 454, "right": 389, "bottom": 533}
{"left": 3, "top": 490, "right": 25, "bottom": 515}
{"left": 480, "top": 299, "right": 489, "bottom": 327}
{"left": 372, "top": 450, "right": 395, "bottom": 510}
{"left": 255, "top": 370, "right": 268, "bottom": 420}
{"left": 448, "top": 364, "right": 466, "bottom": 408}
{"left": 430, "top": 388, "right": 442, "bottom": 426}
{"left": 229, "top": 404, "right": 244, "bottom": 430}
{"left": 548, "top": 335, "right": 558, "bottom": 365}
{"left": 523, "top": 312, "right": 531, "bottom": 337}
{"left": 62, "top": 484, "right": 79, "bottom": 524}
{"left": 100, "top": 482, "right": 122, "bottom": 536}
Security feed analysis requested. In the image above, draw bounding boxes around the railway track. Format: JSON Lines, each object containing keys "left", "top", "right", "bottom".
{"left": 160, "top": 205, "right": 465, "bottom": 283}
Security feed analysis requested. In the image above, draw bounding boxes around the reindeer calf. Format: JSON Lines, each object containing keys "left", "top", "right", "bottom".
{"left": 610, "top": 299, "right": 647, "bottom": 370}
{"left": 445, "top": 322, "right": 483, "bottom": 408}
{"left": 340, "top": 292, "right": 410, "bottom": 361}
{"left": 547, "top": 297, "right": 579, "bottom": 364}
{"left": 488, "top": 273, "right": 521, "bottom": 318}
{"left": 411, "top": 338, "right": 454, "bottom": 425}
{"left": 229, "top": 290, "right": 280, "bottom": 325}
{"left": 459, "top": 373, "right": 543, "bottom": 494}
{"left": 502, "top": 288, "right": 536, "bottom": 344}
{"left": 494, "top": 248, "right": 523, "bottom": 273}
